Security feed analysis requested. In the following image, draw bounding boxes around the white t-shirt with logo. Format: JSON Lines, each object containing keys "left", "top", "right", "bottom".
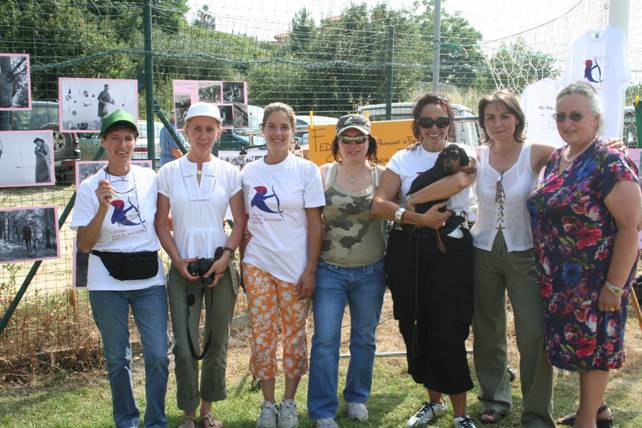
{"left": 387, "top": 143, "right": 475, "bottom": 218}
{"left": 157, "top": 156, "right": 241, "bottom": 259}
{"left": 520, "top": 78, "right": 565, "bottom": 147}
{"left": 241, "top": 153, "right": 325, "bottom": 284}
{"left": 562, "top": 25, "right": 630, "bottom": 139}
{"left": 71, "top": 165, "right": 164, "bottom": 291}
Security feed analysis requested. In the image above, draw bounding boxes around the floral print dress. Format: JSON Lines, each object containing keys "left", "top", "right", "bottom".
{"left": 526, "top": 138, "right": 638, "bottom": 371}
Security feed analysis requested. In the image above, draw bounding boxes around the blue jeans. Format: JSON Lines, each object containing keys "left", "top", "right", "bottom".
{"left": 307, "top": 260, "right": 386, "bottom": 420}
{"left": 89, "top": 286, "right": 169, "bottom": 428}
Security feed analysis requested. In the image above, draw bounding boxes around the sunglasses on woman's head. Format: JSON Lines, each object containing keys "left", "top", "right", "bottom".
{"left": 339, "top": 135, "right": 368, "bottom": 144}
{"left": 553, "top": 111, "right": 590, "bottom": 123}
{"left": 418, "top": 116, "right": 450, "bottom": 129}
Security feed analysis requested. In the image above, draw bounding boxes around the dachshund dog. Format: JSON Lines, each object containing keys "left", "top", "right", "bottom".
{"left": 408, "top": 144, "right": 475, "bottom": 253}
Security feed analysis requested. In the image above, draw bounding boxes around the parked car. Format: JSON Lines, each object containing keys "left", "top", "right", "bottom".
{"left": 7, "top": 100, "right": 79, "bottom": 183}
{"left": 358, "top": 102, "right": 481, "bottom": 148}
{"left": 134, "top": 120, "right": 163, "bottom": 160}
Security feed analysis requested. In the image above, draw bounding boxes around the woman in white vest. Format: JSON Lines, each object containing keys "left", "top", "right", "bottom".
{"left": 156, "top": 102, "right": 244, "bottom": 428}
{"left": 471, "top": 90, "right": 557, "bottom": 426}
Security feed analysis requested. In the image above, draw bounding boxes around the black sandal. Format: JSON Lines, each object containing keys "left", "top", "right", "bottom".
{"left": 481, "top": 409, "right": 504, "bottom": 424}
{"left": 556, "top": 404, "right": 613, "bottom": 427}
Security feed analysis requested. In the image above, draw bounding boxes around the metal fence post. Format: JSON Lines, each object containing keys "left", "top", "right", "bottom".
{"left": 385, "top": 25, "right": 395, "bottom": 121}
{"left": 143, "top": 0, "right": 155, "bottom": 167}
{"left": 432, "top": 0, "right": 442, "bottom": 93}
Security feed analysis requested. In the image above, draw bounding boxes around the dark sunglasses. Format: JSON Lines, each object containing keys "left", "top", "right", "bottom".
{"left": 418, "top": 116, "right": 450, "bottom": 129}
{"left": 339, "top": 135, "right": 368, "bottom": 145}
{"left": 553, "top": 111, "right": 590, "bottom": 123}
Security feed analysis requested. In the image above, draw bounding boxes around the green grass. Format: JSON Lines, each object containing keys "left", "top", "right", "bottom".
{"left": 1, "top": 351, "right": 641, "bottom": 428}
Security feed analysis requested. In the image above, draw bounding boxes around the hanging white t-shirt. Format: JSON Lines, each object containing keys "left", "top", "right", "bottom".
{"left": 387, "top": 143, "right": 475, "bottom": 219}
{"left": 157, "top": 156, "right": 241, "bottom": 259}
{"left": 241, "top": 153, "right": 325, "bottom": 284}
{"left": 520, "top": 78, "right": 565, "bottom": 147}
{"left": 70, "top": 165, "right": 164, "bottom": 291}
{"left": 563, "top": 25, "right": 630, "bottom": 139}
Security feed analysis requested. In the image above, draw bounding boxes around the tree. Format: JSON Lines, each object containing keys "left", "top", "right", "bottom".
{"left": 288, "top": 8, "right": 315, "bottom": 54}
{"left": 193, "top": 5, "right": 216, "bottom": 30}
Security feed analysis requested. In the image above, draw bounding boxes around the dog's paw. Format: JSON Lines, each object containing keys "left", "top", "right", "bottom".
{"left": 446, "top": 227, "right": 464, "bottom": 239}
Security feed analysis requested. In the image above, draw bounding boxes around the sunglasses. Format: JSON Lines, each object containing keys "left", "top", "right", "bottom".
{"left": 553, "top": 111, "right": 591, "bottom": 123}
{"left": 418, "top": 116, "right": 450, "bottom": 129}
{"left": 339, "top": 135, "right": 368, "bottom": 145}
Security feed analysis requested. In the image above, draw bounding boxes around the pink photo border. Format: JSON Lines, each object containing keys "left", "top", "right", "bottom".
{"left": 58, "top": 77, "right": 139, "bottom": 134}
{"left": 0, "top": 204, "right": 60, "bottom": 264}
{"left": 0, "top": 130, "right": 55, "bottom": 188}
{"left": 0, "top": 53, "right": 31, "bottom": 111}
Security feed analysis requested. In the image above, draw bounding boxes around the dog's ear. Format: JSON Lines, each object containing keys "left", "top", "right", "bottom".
{"left": 435, "top": 150, "right": 447, "bottom": 170}
{"left": 459, "top": 147, "right": 470, "bottom": 166}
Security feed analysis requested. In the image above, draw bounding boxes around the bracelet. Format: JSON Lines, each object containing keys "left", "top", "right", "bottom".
{"left": 604, "top": 280, "right": 623, "bottom": 297}
{"left": 406, "top": 193, "right": 416, "bottom": 208}
{"left": 221, "top": 246, "right": 234, "bottom": 256}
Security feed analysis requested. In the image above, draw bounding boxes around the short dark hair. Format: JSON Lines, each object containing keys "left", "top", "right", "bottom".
{"left": 478, "top": 89, "right": 525, "bottom": 144}
{"left": 102, "top": 122, "right": 138, "bottom": 138}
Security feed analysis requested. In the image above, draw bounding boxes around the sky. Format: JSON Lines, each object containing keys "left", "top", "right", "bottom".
{"left": 186, "top": 0, "right": 641, "bottom": 83}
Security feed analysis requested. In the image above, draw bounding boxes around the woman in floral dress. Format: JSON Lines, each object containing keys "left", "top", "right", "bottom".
{"left": 527, "top": 82, "right": 641, "bottom": 428}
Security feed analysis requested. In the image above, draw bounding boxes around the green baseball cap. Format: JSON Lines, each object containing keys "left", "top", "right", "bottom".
{"left": 100, "top": 109, "right": 138, "bottom": 137}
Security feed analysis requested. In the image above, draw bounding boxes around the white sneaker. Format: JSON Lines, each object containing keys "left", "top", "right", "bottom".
{"left": 314, "top": 418, "right": 339, "bottom": 428}
{"left": 453, "top": 416, "right": 476, "bottom": 428}
{"left": 346, "top": 402, "right": 368, "bottom": 421}
{"left": 278, "top": 399, "right": 298, "bottom": 428}
{"left": 257, "top": 401, "right": 279, "bottom": 428}
{"left": 406, "top": 401, "right": 448, "bottom": 427}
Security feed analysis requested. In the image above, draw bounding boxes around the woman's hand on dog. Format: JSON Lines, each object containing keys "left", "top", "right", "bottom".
{"left": 417, "top": 202, "right": 452, "bottom": 229}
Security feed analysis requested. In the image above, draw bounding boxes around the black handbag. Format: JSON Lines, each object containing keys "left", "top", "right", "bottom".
{"left": 91, "top": 250, "right": 159, "bottom": 281}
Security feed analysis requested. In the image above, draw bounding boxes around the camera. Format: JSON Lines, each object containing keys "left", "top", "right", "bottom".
{"left": 186, "top": 247, "right": 224, "bottom": 286}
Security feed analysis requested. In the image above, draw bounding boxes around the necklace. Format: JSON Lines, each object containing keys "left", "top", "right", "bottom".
{"left": 561, "top": 141, "right": 593, "bottom": 163}
{"left": 348, "top": 175, "right": 357, "bottom": 183}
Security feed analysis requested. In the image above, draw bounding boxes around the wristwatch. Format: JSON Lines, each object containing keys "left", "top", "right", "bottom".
{"left": 604, "top": 280, "right": 623, "bottom": 297}
{"left": 394, "top": 207, "right": 406, "bottom": 223}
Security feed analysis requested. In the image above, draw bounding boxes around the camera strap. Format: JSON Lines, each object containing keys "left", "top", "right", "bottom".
{"left": 185, "top": 292, "right": 212, "bottom": 361}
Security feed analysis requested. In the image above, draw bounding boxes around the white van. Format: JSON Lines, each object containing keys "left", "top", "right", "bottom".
{"left": 358, "top": 102, "right": 481, "bottom": 148}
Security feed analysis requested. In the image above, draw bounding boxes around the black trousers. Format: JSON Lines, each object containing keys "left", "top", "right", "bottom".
{"left": 385, "top": 227, "right": 474, "bottom": 395}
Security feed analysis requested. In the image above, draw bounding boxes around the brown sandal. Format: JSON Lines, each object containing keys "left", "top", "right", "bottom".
{"left": 200, "top": 412, "right": 224, "bottom": 428}
{"left": 556, "top": 404, "right": 613, "bottom": 427}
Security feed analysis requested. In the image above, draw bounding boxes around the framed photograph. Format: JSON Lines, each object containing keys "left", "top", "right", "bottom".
{"left": 222, "top": 81, "right": 247, "bottom": 103}
{"left": 174, "top": 94, "right": 191, "bottom": 130}
{"left": 198, "top": 81, "right": 222, "bottom": 103}
{"left": 218, "top": 104, "right": 234, "bottom": 128}
{"left": 59, "top": 78, "right": 138, "bottom": 133}
{"left": 0, "top": 53, "right": 31, "bottom": 110}
{"left": 74, "top": 160, "right": 152, "bottom": 185}
{"left": 232, "top": 103, "right": 249, "bottom": 128}
{"left": 72, "top": 241, "right": 89, "bottom": 288}
{"left": 0, "top": 130, "right": 55, "bottom": 187}
{"left": 0, "top": 205, "right": 60, "bottom": 263}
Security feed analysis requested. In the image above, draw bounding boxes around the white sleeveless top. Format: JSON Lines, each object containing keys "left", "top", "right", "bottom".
{"left": 471, "top": 142, "right": 538, "bottom": 251}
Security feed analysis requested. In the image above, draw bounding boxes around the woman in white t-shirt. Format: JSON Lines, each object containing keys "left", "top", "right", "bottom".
{"left": 372, "top": 93, "right": 478, "bottom": 428}
{"left": 155, "top": 102, "right": 245, "bottom": 428}
{"left": 71, "top": 109, "right": 168, "bottom": 428}
{"left": 241, "top": 103, "right": 324, "bottom": 428}
{"left": 470, "top": 90, "right": 556, "bottom": 426}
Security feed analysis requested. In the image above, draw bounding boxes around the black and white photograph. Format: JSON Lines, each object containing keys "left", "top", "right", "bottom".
{"left": 174, "top": 94, "right": 192, "bottom": 129}
{"left": 222, "top": 81, "right": 246, "bottom": 103}
{"left": 0, "top": 205, "right": 59, "bottom": 263}
{"left": 198, "top": 81, "right": 222, "bottom": 103}
{"left": 219, "top": 104, "right": 234, "bottom": 128}
{"left": 72, "top": 241, "right": 88, "bottom": 288}
{"left": 58, "top": 78, "right": 138, "bottom": 133}
{"left": 0, "top": 130, "right": 55, "bottom": 187}
{"left": 75, "top": 160, "right": 152, "bottom": 185}
{"left": 219, "top": 152, "right": 263, "bottom": 170}
{"left": 232, "top": 103, "right": 249, "bottom": 128}
{"left": 0, "top": 53, "right": 31, "bottom": 110}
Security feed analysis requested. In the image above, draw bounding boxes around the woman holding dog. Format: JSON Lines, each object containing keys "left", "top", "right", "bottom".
{"left": 470, "top": 90, "right": 556, "bottom": 426}
{"left": 72, "top": 110, "right": 168, "bottom": 428}
{"left": 156, "top": 102, "right": 245, "bottom": 428}
{"left": 528, "top": 82, "right": 641, "bottom": 428}
{"left": 307, "top": 114, "right": 386, "bottom": 427}
{"left": 241, "top": 102, "right": 325, "bottom": 428}
{"left": 372, "top": 93, "right": 478, "bottom": 428}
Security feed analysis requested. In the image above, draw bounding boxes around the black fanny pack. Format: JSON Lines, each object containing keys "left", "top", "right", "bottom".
{"left": 91, "top": 250, "right": 159, "bottom": 281}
